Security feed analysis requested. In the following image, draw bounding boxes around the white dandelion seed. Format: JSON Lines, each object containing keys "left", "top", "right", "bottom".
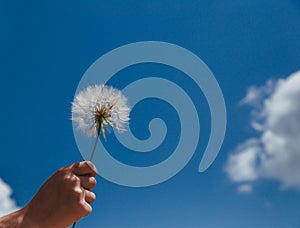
{"left": 71, "top": 84, "right": 130, "bottom": 161}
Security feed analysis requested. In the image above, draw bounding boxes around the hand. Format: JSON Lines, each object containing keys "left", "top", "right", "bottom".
{"left": 0, "top": 161, "right": 97, "bottom": 228}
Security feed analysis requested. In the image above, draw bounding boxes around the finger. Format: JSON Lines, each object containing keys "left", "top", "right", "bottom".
{"left": 81, "top": 190, "right": 93, "bottom": 216}
{"left": 78, "top": 176, "right": 97, "bottom": 190}
{"left": 72, "top": 161, "right": 98, "bottom": 176}
{"left": 84, "top": 190, "right": 96, "bottom": 204}
{"left": 82, "top": 201, "right": 93, "bottom": 217}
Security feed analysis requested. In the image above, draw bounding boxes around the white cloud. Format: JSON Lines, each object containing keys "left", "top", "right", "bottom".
{"left": 226, "top": 71, "right": 300, "bottom": 192}
{"left": 237, "top": 184, "right": 253, "bottom": 194}
{"left": 240, "top": 79, "right": 276, "bottom": 108}
{"left": 226, "top": 139, "right": 260, "bottom": 182}
{"left": 0, "top": 178, "right": 20, "bottom": 217}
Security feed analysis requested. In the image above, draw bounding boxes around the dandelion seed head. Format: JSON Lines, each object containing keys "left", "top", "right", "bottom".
{"left": 71, "top": 84, "right": 130, "bottom": 138}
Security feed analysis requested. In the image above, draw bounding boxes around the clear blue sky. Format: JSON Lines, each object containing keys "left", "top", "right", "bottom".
{"left": 1, "top": 1, "right": 300, "bottom": 227}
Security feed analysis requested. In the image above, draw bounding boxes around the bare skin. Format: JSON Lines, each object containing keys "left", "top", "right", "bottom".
{"left": 0, "top": 161, "right": 97, "bottom": 228}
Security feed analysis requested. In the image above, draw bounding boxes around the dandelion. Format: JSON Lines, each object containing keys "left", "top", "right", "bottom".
{"left": 72, "top": 84, "right": 130, "bottom": 161}
{"left": 71, "top": 84, "right": 130, "bottom": 228}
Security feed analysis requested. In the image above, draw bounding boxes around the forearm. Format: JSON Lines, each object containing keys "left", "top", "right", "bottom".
{"left": 0, "top": 206, "right": 68, "bottom": 228}
{"left": 0, "top": 208, "right": 25, "bottom": 228}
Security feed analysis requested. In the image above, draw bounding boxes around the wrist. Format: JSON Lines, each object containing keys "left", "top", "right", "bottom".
{"left": 21, "top": 204, "right": 47, "bottom": 228}
{"left": 21, "top": 203, "right": 68, "bottom": 228}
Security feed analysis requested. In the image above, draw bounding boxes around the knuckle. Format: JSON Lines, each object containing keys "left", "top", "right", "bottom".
{"left": 73, "top": 187, "right": 83, "bottom": 200}
{"left": 88, "top": 191, "right": 96, "bottom": 202}
{"left": 73, "top": 175, "right": 81, "bottom": 184}
{"left": 66, "top": 174, "right": 80, "bottom": 186}
{"left": 84, "top": 204, "right": 92, "bottom": 216}
{"left": 89, "top": 177, "right": 97, "bottom": 188}
{"left": 86, "top": 161, "right": 98, "bottom": 174}
{"left": 77, "top": 201, "right": 92, "bottom": 217}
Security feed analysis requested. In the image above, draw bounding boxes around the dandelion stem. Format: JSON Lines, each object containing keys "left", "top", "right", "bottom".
{"left": 89, "top": 126, "right": 101, "bottom": 161}
{"left": 73, "top": 125, "right": 101, "bottom": 228}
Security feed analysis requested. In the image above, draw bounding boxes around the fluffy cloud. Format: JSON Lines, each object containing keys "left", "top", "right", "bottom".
{"left": 225, "top": 71, "right": 300, "bottom": 192}
{"left": 0, "top": 178, "right": 20, "bottom": 217}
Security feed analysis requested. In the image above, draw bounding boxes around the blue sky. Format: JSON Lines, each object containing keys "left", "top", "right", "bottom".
{"left": 1, "top": 1, "right": 300, "bottom": 227}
